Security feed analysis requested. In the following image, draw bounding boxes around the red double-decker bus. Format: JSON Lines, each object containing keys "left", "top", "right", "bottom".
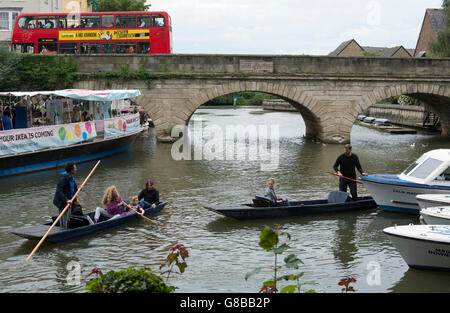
{"left": 10, "top": 11, "right": 172, "bottom": 55}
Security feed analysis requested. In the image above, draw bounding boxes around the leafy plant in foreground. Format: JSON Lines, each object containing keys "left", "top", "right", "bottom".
{"left": 245, "top": 225, "right": 316, "bottom": 293}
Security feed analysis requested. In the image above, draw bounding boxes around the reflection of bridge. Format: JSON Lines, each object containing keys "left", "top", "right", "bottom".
{"left": 73, "top": 55, "right": 450, "bottom": 143}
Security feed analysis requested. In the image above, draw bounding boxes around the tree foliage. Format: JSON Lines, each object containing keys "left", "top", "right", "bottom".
{"left": 429, "top": 0, "right": 450, "bottom": 57}
{"left": 97, "top": 0, "right": 150, "bottom": 12}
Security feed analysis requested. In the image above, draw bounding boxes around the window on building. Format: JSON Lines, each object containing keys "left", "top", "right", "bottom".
{"left": 0, "top": 10, "right": 21, "bottom": 30}
{"left": 60, "top": 15, "right": 80, "bottom": 29}
{"left": 137, "top": 15, "right": 150, "bottom": 27}
{"left": 116, "top": 42, "right": 136, "bottom": 54}
{"left": 138, "top": 42, "right": 150, "bottom": 54}
{"left": 12, "top": 43, "right": 35, "bottom": 53}
{"left": 80, "top": 43, "right": 100, "bottom": 54}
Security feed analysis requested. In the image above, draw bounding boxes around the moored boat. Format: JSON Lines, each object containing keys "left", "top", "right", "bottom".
{"left": 0, "top": 89, "right": 143, "bottom": 177}
{"left": 361, "top": 149, "right": 450, "bottom": 214}
{"left": 204, "top": 191, "right": 377, "bottom": 220}
{"left": 383, "top": 224, "right": 450, "bottom": 271}
{"left": 420, "top": 206, "right": 450, "bottom": 225}
{"left": 416, "top": 194, "right": 450, "bottom": 210}
{"left": 11, "top": 201, "right": 167, "bottom": 243}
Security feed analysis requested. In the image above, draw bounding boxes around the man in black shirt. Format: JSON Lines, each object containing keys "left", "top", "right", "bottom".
{"left": 333, "top": 144, "right": 368, "bottom": 201}
{"left": 138, "top": 180, "right": 160, "bottom": 209}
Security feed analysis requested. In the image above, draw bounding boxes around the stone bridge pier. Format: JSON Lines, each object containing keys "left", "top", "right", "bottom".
{"left": 73, "top": 55, "right": 450, "bottom": 143}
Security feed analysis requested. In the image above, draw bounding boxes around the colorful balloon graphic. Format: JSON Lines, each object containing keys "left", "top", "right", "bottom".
{"left": 74, "top": 124, "right": 82, "bottom": 137}
{"left": 118, "top": 120, "right": 123, "bottom": 131}
{"left": 85, "top": 122, "right": 92, "bottom": 134}
{"left": 123, "top": 122, "right": 127, "bottom": 132}
{"left": 58, "top": 127, "right": 66, "bottom": 141}
{"left": 67, "top": 130, "right": 74, "bottom": 142}
{"left": 82, "top": 132, "right": 87, "bottom": 140}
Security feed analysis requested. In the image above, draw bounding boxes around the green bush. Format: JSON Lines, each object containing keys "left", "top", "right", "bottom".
{"left": 85, "top": 267, "right": 176, "bottom": 293}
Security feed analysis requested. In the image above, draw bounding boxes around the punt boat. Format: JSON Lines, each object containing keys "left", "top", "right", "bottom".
{"left": 383, "top": 224, "right": 450, "bottom": 271}
{"left": 11, "top": 201, "right": 167, "bottom": 243}
{"left": 361, "top": 149, "right": 450, "bottom": 214}
{"left": 204, "top": 191, "right": 377, "bottom": 220}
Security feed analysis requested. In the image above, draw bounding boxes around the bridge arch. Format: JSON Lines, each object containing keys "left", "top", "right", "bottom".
{"left": 178, "top": 80, "right": 321, "bottom": 140}
{"left": 362, "top": 83, "right": 450, "bottom": 135}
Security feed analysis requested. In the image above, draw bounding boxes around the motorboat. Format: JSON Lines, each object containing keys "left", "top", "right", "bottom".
{"left": 383, "top": 224, "right": 450, "bottom": 271}
{"left": 420, "top": 206, "right": 450, "bottom": 225}
{"left": 416, "top": 194, "right": 450, "bottom": 210}
{"left": 374, "top": 118, "right": 392, "bottom": 126}
{"left": 361, "top": 149, "right": 450, "bottom": 214}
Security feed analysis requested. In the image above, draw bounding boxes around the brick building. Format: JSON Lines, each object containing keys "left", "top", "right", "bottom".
{"left": 414, "top": 8, "right": 445, "bottom": 57}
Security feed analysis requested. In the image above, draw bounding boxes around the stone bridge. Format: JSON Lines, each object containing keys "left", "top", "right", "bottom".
{"left": 73, "top": 54, "right": 450, "bottom": 143}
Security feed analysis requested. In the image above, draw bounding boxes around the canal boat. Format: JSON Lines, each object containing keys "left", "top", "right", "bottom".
{"left": 361, "top": 149, "right": 450, "bottom": 214}
{"left": 0, "top": 89, "right": 143, "bottom": 177}
{"left": 383, "top": 224, "right": 450, "bottom": 271}
{"left": 420, "top": 207, "right": 450, "bottom": 225}
{"left": 11, "top": 201, "right": 167, "bottom": 243}
{"left": 416, "top": 194, "right": 450, "bottom": 210}
{"left": 204, "top": 191, "right": 377, "bottom": 220}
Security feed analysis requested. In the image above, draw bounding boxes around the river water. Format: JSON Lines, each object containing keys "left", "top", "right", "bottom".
{"left": 1, "top": 107, "right": 450, "bottom": 293}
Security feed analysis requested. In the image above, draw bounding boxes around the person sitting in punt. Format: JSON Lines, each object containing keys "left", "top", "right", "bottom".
{"left": 120, "top": 196, "right": 145, "bottom": 216}
{"left": 94, "top": 186, "right": 124, "bottom": 223}
{"left": 265, "top": 178, "right": 290, "bottom": 206}
{"left": 138, "top": 180, "right": 160, "bottom": 209}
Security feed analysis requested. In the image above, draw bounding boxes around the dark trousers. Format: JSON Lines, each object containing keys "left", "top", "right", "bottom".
{"left": 339, "top": 178, "right": 358, "bottom": 201}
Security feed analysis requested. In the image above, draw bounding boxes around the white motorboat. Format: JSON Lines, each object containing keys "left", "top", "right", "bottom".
{"left": 383, "top": 224, "right": 450, "bottom": 271}
{"left": 420, "top": 206, "right": 450, "bottom": 225}
{"left": 361, "top": 149, "right": 450, "bottom": 214}
{"left": 416, "top": 194, "right": 450, "bottom": 210}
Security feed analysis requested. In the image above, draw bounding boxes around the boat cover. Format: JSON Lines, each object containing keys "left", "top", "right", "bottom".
{"left": 0, "top": 89, "right": 141, "bottom": 101}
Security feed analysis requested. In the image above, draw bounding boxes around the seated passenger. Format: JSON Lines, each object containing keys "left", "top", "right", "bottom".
{"left": 139, "top": 18, "right": 146, "bottom": 27}
{"left": 94, "top": 186, "right": 124, "bottom": 223}
{"left": 71, "top": 198, "right": 94, "bottom": 225}
{"left": 138, "top": 180, "right": 159, "bottom": 209}
{"left": 265, "top": 178, "right": 290, "bottom": 206}
{"left": 121, "top": 196, "right": 145, "bottom": 216}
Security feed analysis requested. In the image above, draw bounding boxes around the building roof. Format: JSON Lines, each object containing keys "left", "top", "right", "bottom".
{"left": 328, "top": 39, "right": 360, "bottom": 56}
{"left": 427, "top": 8, "right": 445, "bottom": 36}
{"left": 362, "top": 46, "right": 412, "bottom": 57}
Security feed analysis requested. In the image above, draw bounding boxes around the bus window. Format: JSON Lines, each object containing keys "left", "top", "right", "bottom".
{"left": 81, "top": 15, "right": 99, "bottom": 28}
{"left": 80, "top": 43, "right": 100, "bottom": 54}
{"left": 59, "top": 43, "right": 78, "bottom": 54}
{"left": 18, "top": 16, "right": 37, "bottom": 29}
{"left": 61, "top": 15, "right": 80, "bottom": 28}
{"left": 116, "top": 15, "right": 136, "bottom": 28}
{"left": 12, "top": 43, "right": 34, "bottom": 53}
{"left": 137, "top": 15, "right": 150, "bottom": 27}
{"left": 38, "top": 16, "right": 57, "bottom": 29}
{"left": 138, "top": 42, "right": 150, "bottom": 54}
{"left": 116, "top": 42, "right": 136, "bottom": 54}
{"left": 101, "top": 15, "right": 114, "bottom": 28}
{"left": 38, "top": 43, "right": 57, "bottom": 53}
{"left": 151, "top": 15, "right": 165, "bottom": 27}
{"left": 101, "top": 43, "right": 114, "bottom": 54}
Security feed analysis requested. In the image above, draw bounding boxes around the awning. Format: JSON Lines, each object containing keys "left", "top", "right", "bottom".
{"left": 0, "top": 89, "right": 141, "bottom": 102}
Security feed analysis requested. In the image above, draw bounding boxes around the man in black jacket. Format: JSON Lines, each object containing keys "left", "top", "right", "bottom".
{"left": 333, "top": 144, "right": 368, "bottom": 201}
{"left": 138, "top": 180, "right": 160, "bottom": 209}
{"left": 53, "top": 162, "right": 78, "bottom": 228}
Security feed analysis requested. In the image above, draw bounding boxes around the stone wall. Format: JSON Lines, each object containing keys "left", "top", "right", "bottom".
{"left": 369, "top": 104, "right": 425, "bottom": 127}
{"left": 262, "top": 99, "right": 297, "bottom": 111}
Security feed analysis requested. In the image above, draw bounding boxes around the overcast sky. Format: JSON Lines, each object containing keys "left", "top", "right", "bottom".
{"left": 146, "top": 0, "right": 443, "bottom": 55}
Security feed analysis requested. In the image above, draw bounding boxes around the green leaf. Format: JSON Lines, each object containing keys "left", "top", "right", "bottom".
{"left": 245, "top": 267, "right": 263, "bottom": 281}
{"left": 281, "top": 285, "right": 297, "bottom": 293}
{"left": 263, "top": 280, "right": 276, "bottom": 287}
{"left": 284, "top": 254, "right": 304, "bottom": 269}
{"left": 305, "top": 289, "right": 317, "bottom": 293}
{"left": 259, "top": 227, "right": 279, "bottom": 251}
{"left": 176, "top": 262, "right": 187, "bottom": 274}
{"left": 272, "top": 243, "right": 290, "bottom": 254}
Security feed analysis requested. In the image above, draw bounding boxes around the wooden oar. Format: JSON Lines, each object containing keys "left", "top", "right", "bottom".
{"left": 120, "top": 201, "right": 154, "bottom": 224}
{"left": 327, "top": 171, "right": 363, "bottom": 184}
{"left": 25, "top": 160, "right": 101, "bottom": 261}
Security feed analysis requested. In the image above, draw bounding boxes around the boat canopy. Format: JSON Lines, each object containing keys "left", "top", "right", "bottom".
{"left": 399, "top": 149, "right": 450, "bottom": 184}
{"left": 0, "top": 89, "right": 141, "bottom": 102}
